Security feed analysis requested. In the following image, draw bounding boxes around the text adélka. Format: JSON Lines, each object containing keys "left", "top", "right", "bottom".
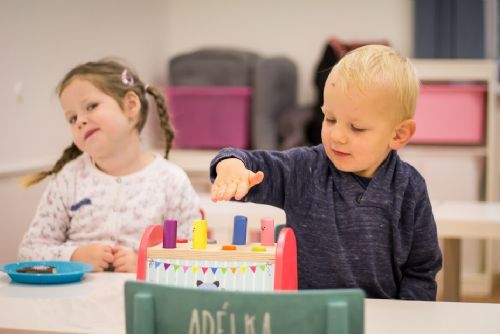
{"left": 188, "top": 301, "right": 272, "bottom": 334}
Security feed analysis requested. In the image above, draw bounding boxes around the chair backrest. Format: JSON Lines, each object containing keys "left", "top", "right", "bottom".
{"left": 274, "top": 223, "right": 286, "bottom": 243}
{"left": 125, "top": 281, "right": 364, "bottom": 334}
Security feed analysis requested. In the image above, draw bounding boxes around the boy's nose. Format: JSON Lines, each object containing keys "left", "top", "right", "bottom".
{"left": 331, "top": 128, "right": 348, "bottom": 144}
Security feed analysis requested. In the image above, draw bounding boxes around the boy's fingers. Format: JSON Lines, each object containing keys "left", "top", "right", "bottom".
{"left": 234, "top": 180, "right": 250, "bottom": 200}
{"left": 210, "top": 184, "right": 220, "bottom": 202}
{"left": 222, "top": 182, "right": 238, "bottom": 201}
{"left": 248, "top": 171, "right": 265, "bottom": 187}
{"left": 211, "top": 183, "right": 226, "bottom": 202}
{"left": 212, "top": 169, "right": 263, "bottom": 202}
{"left": 211, "top": 180, "right": 237, "bottom": 202}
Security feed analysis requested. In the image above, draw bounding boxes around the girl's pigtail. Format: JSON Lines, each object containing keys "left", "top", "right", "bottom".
{"left": 146, "top": 86, "right": 175, "bottom": 159}
{"left": 20, "top": 143, "right": 82, "bottom": 187}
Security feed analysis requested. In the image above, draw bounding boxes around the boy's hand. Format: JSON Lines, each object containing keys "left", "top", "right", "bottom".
{"left": 111, "top": 247, "right": 137, "bottom": 273}
{"left": 211, "top": 158, "right": 264, "bottom": 202}
{"left": 71, "top": 243, "right": 114, "bottom": 272}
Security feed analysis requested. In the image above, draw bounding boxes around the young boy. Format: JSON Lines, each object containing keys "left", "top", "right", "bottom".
{"left": 210, "top": 45, "right": 442, "bottom": 300}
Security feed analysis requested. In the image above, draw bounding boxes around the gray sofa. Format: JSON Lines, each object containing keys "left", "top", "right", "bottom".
{"left": 168, "top": 48, "right": 298, "bottom": 150}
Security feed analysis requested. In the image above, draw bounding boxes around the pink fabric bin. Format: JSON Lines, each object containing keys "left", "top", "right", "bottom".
{"left": 411, "top": 84, "right": 486, "bottom": 145}
{"left": 165, "top": 87, "right": 252, "bottom": 149}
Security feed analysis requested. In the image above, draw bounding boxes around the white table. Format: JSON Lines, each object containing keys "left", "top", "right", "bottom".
{"left": 365, "top": 298, "right": 500, "bottom": 334}
{"left": 1, "top": 272, "right": 500, "bottom": 334}
{"left": 433, "top": 200, "right": 500, "bottom": 302}
{"left": 0, "top": 272, "right": 131, "bottom": 334}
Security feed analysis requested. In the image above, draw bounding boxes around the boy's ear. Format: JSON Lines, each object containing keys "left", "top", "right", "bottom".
{"left": 390, "top": 119, "right": 416, "bottom": 150}
{"left": 123, "top": 91, "right": 141, "bottom": 119}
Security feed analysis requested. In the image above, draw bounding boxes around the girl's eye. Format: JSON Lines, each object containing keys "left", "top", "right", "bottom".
{"left": 351, "top": 125, "right": 366, "bottom": 132}
{"left": 68, "top": 114, "right": 77, "bottom": 124}
{"left": 86, "top": 103, "right": 98, "bottom": 111}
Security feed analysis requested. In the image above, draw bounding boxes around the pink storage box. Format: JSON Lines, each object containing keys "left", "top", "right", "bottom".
{"left": 165, "top": 87, "right": 252, "bottom": 149}
{"left": 411, "top": 84, "right": 486, "bottom": 145}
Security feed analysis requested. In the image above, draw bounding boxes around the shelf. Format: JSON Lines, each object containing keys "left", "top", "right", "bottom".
{"left": 412, "top": 59, "right": 496, "bottom": 83}
{"left": 412, "top": 59, "right": 497, "bottom": 201}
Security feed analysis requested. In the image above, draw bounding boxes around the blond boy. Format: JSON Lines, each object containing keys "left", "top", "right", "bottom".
{"left": 210, "top": 45, "right": 442, "bottom": 300}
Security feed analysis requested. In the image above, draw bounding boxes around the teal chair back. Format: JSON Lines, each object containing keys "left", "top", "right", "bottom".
{"left": 125, "top": 281, "right": 364, "bottom": 334}
{"left": 274, "top": 223, "right": 286, "bottom": 243}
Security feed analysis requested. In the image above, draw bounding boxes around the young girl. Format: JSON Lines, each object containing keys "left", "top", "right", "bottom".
{"left": 18, "top": 59, "right": 200, "bottom": 273}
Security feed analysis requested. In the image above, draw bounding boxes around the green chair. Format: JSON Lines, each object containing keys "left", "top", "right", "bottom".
{"left": 125, "top": 281, "right": 364, "bottom": 334}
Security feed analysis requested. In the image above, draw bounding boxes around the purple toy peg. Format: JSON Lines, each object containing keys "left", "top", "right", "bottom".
{"left": 163, "top": 220, "right": 177, "bottom": 249}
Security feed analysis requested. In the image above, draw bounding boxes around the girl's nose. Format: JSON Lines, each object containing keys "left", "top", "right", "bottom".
{"left": 76, "top": 114, "right": 87, "bottom": 128}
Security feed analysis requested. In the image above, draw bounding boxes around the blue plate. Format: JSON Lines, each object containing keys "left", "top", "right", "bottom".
{"left": 0, "top": 261, "right": 93, "bottom": 284}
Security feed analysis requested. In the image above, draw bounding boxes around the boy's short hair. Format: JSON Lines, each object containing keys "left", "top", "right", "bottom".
{"left": 330, "top": 45, "right": 419, "bottom": 121}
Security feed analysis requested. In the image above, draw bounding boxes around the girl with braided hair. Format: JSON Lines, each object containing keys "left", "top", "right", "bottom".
{"left": 18, "top": 59, "right": 200, "bottom": 272}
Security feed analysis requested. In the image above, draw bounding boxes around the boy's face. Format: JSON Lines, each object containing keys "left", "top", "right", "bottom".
{"left": 321, "top": 72, "right": 402, "bottom": 178}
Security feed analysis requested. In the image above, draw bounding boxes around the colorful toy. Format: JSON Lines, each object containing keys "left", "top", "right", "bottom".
{"left": 136, "top": 216, "right": 297, "bottom": 291}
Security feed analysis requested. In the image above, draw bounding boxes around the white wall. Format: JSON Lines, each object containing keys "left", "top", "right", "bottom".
{"left": 161, "top": 0, "right": 413, "bottom": 105}
{"left": 0, "top": 176, "right": 46, "bottom": 264}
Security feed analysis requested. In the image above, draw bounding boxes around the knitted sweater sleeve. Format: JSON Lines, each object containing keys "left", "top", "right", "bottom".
{"left": 210, "top": 146, "right": 319, "bottom": 209}
{"left": 398, "top": 184, "right": 442, "bottom": 300}
{"left": 18, "top": 175, "right": 77, "bottom": 261}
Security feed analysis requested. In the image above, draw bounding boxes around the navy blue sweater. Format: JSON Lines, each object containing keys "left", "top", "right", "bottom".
{"left": 210, "top": 145, "right": 442, "bottom": 300}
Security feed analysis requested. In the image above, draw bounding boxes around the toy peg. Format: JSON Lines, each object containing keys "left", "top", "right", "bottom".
{"left": 163, "top": 220, "right": 177, "bottom": 249}
{"left": 232, "top": 215, "right": 248, "bottom": 245}
{"left": 192, "top": 219, "right": 208, "bottom": 249}
{"left": 260, "top": 217, "right": 275, "bottom": 246}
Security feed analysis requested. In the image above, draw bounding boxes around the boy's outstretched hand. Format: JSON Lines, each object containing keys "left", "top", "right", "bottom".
{"left": 211, "top": 158, "right": 264, "bottom": 202}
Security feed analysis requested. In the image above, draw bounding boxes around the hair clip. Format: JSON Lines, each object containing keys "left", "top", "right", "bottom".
{"left": 121, "top": 69, "right": 134, "bottom": 86}
{"left": 144, "top": 84, "right": 149, "bottom": 91}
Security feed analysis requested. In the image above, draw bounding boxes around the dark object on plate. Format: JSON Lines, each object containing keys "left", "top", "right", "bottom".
{"left": 16, "top": 265, "right": 57, "bottom": 274}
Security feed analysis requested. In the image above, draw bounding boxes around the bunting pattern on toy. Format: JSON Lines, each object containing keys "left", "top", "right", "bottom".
{"left": 149, "top": 259, "right": 270, "bottom": 275}
{"left": 146, "top": 258, "right": 274, "bottom": 291}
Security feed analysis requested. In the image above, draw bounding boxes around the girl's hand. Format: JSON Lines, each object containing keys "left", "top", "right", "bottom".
{"left": 211, "top": 158, "right": 264, "bottom": 202}
{"left": 71, "top": 243, "right": 114, "bottom": 272}
{"left": 111, "top": 247, "right": 137, "bottom": 273}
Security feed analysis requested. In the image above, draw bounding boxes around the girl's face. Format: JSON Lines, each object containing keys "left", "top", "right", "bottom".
{"left": 321, "top": 72, "right": 402, "bottom": 178}
{"left": 60, "top": 78, "right": 137, "bottom": 159}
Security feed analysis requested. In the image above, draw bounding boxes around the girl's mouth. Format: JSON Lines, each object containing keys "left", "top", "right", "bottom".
{"left": 84, "top": 128, "right": 99, "bottom": 140}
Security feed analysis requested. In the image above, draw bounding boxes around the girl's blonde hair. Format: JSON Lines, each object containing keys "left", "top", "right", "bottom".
{"left": 22, "top": 59, "right": 174, "bottom": 187}
{"left": 330, "top": 44, "right": 420, "bottom": 121}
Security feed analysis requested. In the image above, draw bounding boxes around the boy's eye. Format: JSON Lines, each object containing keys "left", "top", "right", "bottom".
{"left": 324, "top": 116, "right": 336, "bottom": 124}
{"left": 86, "top": 103, "right": 98, "bottom": 111}
{"left": 351, "top": 125, "right": 366, "bottom": 132}
{"left": 68, "top": 114, "right": 77, "bottom": 124}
